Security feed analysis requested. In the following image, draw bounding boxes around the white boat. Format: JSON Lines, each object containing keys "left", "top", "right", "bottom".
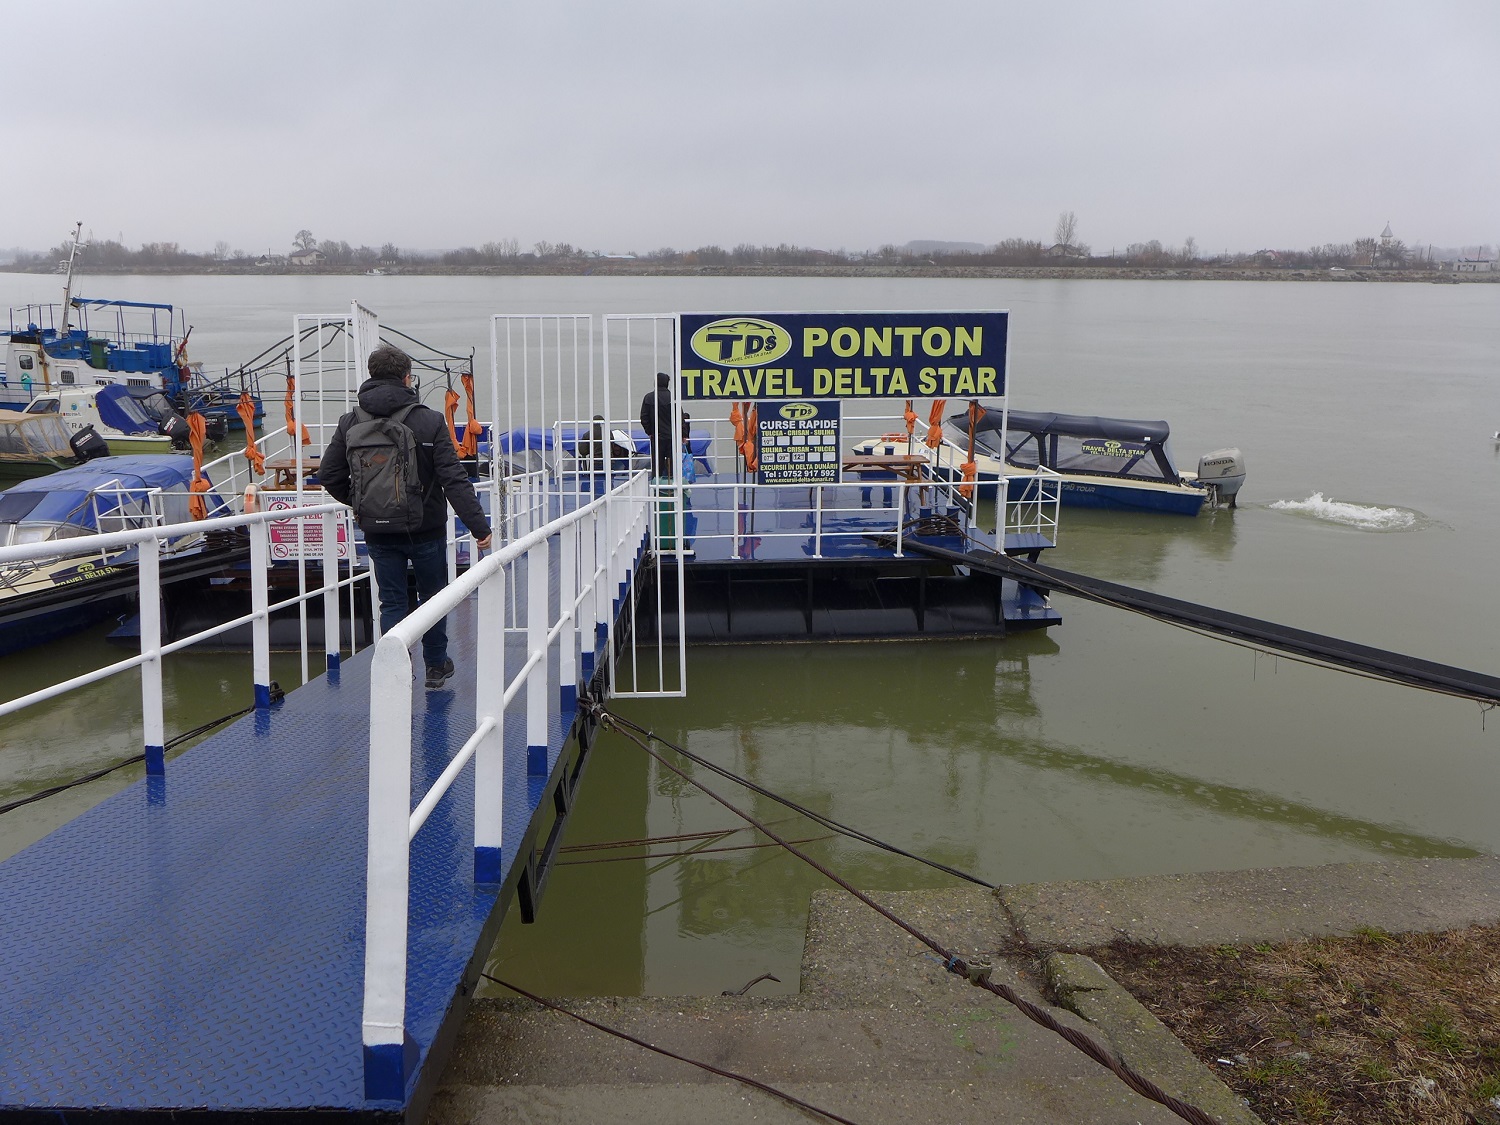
{"left": 856, "top": 406, "right": 1245, "bottom": 516}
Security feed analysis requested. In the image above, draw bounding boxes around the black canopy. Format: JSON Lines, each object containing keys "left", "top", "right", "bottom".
{"left": 949, "top": 406, "right": 1172, "bottom": 445}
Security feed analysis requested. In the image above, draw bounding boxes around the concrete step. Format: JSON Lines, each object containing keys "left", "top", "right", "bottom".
{"left": 430, "top": 889, "right": 1203, "bottom": 1123}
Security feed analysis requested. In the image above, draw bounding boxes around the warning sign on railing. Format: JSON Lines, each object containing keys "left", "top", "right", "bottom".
{"left": 264, "top": 493, "right": 349, "bottom": 561}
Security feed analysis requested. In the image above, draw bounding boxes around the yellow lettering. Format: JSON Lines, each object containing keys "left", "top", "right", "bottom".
{"left": 955, "top": 326, "right": 981, "bottom": 355}
{"left": 803, "top": 327, "right": 829, "bottom": 356}
{"left": 864, "top": 326, "right": 892, "bottom": 357}
{"left": 895, "top": 326, "right": 921, "bottom": 356}
{"left": 835, "top": 367, "right": 854, "bottom": 396}
{"left": 923, "top": 327, "right": 952, "bottom": 356}
{"left": 918, "top": 368, "right": 937, "bottom": 395}
{"left": 787, "top": 369, "right": 805, "bottom": 395}
{"left": 765, "top": 369, "right": 783, "bottom": 397}
{"left": 954, "top": 367, "right": 975, "bottom": 395}
{"left": 744, "top": 369, "right": 765, "bottom": 397}
{"left": 702, "top": 368, "right": 723, "bottom": 397}
{"left": 683, "top": 370, "right": 701, "bottom": 397}
{"left": 871, "top": 367, "right": 889, "bottom": 395}
{"left": 813, "top": 368, "right": 833, "bottom": 395}
{"left": 831, "top": 327, "right": 859, "bottom": 357}
{"left": 888, "top": 368, "right": 909, "bottom": 396}
{"left": 854, "top": 368, "right": 870, "bottom": 394}
{"left": 938, "top": 366, "right": 957, "bottom": 393}
{"left": 977, "top": 367, "right": 997, "bottom": 394}
{"left": 723, "top": 368, "right": 745, "bottom": 397}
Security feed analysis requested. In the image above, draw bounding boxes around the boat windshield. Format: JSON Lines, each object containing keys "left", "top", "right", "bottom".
{"left": 983, "top": 429, "right": 1178, "bottom": 483}
{"left": 4, "top": 521, "right": 87, "bottom": 547}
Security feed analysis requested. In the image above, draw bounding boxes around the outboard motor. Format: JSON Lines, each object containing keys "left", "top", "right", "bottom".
{"left": 203, "top": 413, "right": 229, "bottom": 443}
{"left": 157, "top": 410, "right": 191, "bottom": 449}
{"left": 1197, "top": 448, "right": 1246, "bottom": 509}
{"left": 70, "top": 424, "right": 111, "bottom": 463}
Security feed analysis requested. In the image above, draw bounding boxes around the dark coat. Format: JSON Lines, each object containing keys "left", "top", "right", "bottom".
{"left": 320, "top": 379, "right": 492, "bottom": 544}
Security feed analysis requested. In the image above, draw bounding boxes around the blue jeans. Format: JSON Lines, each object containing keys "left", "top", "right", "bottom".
{"left": 367, "top": 537, "right": 449, "bottom": 668}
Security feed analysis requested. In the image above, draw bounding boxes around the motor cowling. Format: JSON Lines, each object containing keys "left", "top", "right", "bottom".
{"left": 1197, "top": 448, "right": 1246, "bottom": 508}
{"left": 70, "top": 424, "right": 111, "bottom": 463}
{"left": 157, "top": 411, "right": 191, "bottom": 447}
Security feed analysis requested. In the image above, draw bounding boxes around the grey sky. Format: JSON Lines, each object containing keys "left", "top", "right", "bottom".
{"left": 11, "top": 0, "right": 1499, "bottom": 256}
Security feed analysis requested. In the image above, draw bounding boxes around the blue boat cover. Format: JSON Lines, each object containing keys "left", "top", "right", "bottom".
{"left": 0, "top": 455, "right": 217, "bottom": 529}
{"left": 496, "top": 427, "right": 710, "bottom": 458}
{"left": 95, "top": 385, "right": 163, "bottom": 435}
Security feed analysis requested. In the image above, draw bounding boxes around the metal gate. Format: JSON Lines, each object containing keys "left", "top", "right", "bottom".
{"left": 491, "top": 313, "right": 686, "bottom": 698}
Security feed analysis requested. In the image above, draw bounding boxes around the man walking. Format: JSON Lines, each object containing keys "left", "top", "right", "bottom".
{"left": 321, "top": 344, "right": 493, "bottom": 689}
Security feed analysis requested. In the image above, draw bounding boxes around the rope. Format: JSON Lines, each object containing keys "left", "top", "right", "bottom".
{"left": 923, "top": 399, "right": 947, "bottom": 449}
{"left": 187, "top": 412, "right": 210, "bottom": 520}
{"left": 592, "top": 708, "right": 1225, "bottom": 1125}
{"left": 482, "top": 973, "right": 864, "bottom": 1125}
{"left": 236, "top": 392, "right": 265, "bottom": 475}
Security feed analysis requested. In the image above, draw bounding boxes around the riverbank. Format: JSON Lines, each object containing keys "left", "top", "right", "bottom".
{"left": 5, "top": 262, "right": 1497, "bottom": 283}
{"left": 436, "top": 858, "right": 1500, "bottom": 1124}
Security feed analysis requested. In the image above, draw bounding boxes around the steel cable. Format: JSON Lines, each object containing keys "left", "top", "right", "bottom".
{"left": 481, "top": 972, "right": 863, "bottom": 1125}
{"left": 593, "top": 705, "right": 1225, "bottom": 1125}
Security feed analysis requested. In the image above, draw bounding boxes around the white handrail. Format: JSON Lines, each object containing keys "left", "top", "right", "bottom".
{"left": 361, "top": 471, "right": 649, "bottom": 1100}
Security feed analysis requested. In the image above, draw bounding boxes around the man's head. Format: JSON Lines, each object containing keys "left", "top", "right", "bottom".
{"left": 368, "top": 345, "right": 413, "bottom": 383}
{"left": 656, "top": 371, "right": 671, "bottom": 390}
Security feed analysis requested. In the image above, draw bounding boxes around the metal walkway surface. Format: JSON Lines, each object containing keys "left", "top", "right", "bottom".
{"left": 0, "top": 592, "right": 582, "bottom": 1121}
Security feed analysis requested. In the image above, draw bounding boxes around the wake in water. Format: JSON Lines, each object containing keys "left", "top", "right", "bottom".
{"left": 1268, "top": 492, "right": 1421, "bottom": 531}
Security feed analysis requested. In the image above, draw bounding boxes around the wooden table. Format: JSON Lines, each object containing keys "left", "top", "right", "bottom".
{"left": 266, "top": 458, "right": 322, "bottom": 490}
{"left": 841, "top": 454, "right": 930, "bottom": 483}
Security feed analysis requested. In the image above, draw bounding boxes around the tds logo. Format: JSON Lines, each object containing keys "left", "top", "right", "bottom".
{"left": 689, "top": 318, "right": 792, "bottom": 367}
{"left": 778, "top": 402, "right": 818, "bottom": 420}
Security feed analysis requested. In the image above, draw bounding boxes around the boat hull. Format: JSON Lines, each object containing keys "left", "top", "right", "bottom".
{"left": 928, "top": 462, "right": 1207, "bottom": 515}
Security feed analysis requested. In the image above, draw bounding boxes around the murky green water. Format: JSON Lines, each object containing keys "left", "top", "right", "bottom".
{"left": 3, "top": 272, "right": 1497, "bottom": 996}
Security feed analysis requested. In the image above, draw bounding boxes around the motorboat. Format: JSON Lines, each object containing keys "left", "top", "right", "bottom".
{"left": 21, "top": 384, "right": 227, "bottom": 457}
{"left": 855, "top": 406, "right": 1245, "bottom": 516}
{"left": 0, "top": 410, "right": 77, "bottom": 478}
{"left": 0, "top": 223, "right": 264, "bottom": 428}
{"left": 0, "top": 455, "right": 231, "bottom": 652}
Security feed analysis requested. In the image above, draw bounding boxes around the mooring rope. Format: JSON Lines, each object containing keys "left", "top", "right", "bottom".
{"left": 591, "top": 704, "right": 1225, "bottom": 1125}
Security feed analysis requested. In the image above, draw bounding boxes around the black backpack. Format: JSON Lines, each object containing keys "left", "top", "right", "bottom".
{"left": 344, "top": 403, "right": 427, "bottom": 531}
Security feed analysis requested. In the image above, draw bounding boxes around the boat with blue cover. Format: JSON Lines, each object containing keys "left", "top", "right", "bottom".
{"left": 857, "top": 406, "right": 1245, "bottom": 516}
{"left": 0, "top": 455, "right": 231, "bottom": 652}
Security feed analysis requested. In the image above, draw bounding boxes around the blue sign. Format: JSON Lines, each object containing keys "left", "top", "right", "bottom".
{"left": 678, "top": 311, "right": 1007, "bottom": 401}
{"left": 755, "top": 400, "right": 841, "bottom": 485}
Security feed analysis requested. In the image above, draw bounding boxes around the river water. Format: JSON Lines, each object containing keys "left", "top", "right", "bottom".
{"left": 2, "top": 272, "right": 1497, "bottom": 997}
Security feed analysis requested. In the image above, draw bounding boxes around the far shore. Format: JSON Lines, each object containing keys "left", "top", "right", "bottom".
{"left": 3, "top": 263, "right": 1496, "bottom": 283}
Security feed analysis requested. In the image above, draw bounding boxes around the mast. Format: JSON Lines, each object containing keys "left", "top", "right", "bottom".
{"left": 57, "top": 220, "right": 84, "bottom": 340}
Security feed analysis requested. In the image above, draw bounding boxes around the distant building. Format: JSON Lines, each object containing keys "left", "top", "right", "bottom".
{"left": 1045, "top": 243, "right": 1087, "bottom": 260}
{"left": 289, "top": 248, "right": 327, "bottom": 267}
{"left": 1452, "top": 257, "right": 1493, "bottom": 273}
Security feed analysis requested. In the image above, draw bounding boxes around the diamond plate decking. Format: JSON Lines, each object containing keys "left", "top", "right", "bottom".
{"left": 0, "top": 581, "right": 585, "bottom": 1122}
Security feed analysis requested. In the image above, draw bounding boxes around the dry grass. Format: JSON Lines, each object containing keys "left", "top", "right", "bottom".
{"left": 1089, "top": 923, "right": 1500, "bottom": 1124}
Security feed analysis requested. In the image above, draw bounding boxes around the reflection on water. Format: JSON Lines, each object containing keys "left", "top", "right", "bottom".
{"left": 486, "top": 634, "right": 1481, "bottom": 997}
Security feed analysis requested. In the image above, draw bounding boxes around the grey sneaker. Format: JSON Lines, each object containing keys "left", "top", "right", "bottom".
{"left": 424, "top": 658, "right": 455, "bottom": 690}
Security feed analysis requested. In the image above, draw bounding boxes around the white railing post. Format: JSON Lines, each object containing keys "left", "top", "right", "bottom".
{"left": 526, "top": 536, "right": 550, "bottom": 776}
{"left": 559, "top": 521, "right": 578, "bottom": 716}
{"left": 582, "top": 511, "right": 601, "bottom": 680}
{"left": 361, "top": 637, "right": 414, "bottom": 1101}
{"left": 445, "top": 503, "right": 458, "bottom": 584}
{"left": 814, "top": 485, "right": 823, "bottom": 558}
{"left": 138, "top": 535, "right": 165, "bottom": 775}
{"left": 322, "top": 509, "right": 341, "bottom": 673}
{"left": 250, "top": 519, "right": 273, "bottom": 708}
{"left": 473, "top": 565, "right": 505, "bottom": 885}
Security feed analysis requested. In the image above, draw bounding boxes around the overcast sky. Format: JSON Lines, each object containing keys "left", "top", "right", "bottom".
{"left": 10, "top": 0, "right": 1498, "bottom": 257}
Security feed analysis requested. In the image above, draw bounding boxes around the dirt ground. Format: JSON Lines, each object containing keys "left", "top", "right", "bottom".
{"left": 1087, "top": 923, "right": 1500, "bottom": 1124}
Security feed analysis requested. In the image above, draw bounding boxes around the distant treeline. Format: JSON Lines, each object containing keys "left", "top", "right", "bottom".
{"left": 6, "top": 233, "right": 1485, "bottom": 274}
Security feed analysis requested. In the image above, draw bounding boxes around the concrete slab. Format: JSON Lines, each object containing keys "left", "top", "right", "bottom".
{"left": 1000, "top": 857, "right": 1500, "bottom": 950}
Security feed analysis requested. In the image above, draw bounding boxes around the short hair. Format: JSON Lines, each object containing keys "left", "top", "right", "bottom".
{"left": 368, "top": 345, "right": 412, "bottom": 382}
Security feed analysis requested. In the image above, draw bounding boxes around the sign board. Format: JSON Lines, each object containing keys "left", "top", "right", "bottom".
{"left": 265, "top": 493, "right": 349, "bottom": 561}
{"left": 678, "top": 311, "right": 1007, "bottom": 402}
{"left": 754, "top": 400, "right": 841, "bottom": 485}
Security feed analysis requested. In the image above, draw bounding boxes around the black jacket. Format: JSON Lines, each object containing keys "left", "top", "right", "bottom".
{"left": 320, "top": 379, "right": 492, "bottom": 544}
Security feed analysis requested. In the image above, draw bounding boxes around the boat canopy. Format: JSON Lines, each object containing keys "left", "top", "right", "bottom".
{"left": 0, "top": 455, "right": 219, "bottom": 532}
{"left": 0, "top": 413, "right": 72, "bottom": 462}
{"left": 96, "top": 385, "right": 164, "bottom": 435}
{"left": 951, "top": 406, "right": 1181, "bottom": 484}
